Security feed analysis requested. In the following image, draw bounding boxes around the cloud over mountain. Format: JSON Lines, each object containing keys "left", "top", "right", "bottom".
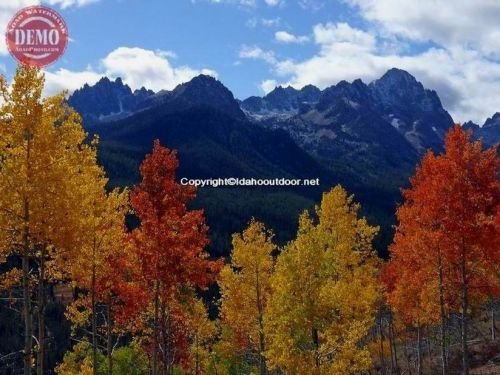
{"left": 43, "top": 47, "right": 217, "bottom": 96}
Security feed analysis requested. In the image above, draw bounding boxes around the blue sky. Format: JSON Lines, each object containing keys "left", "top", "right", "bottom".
{"left": 1, "top": 0, "right": 500, "bottom": 124}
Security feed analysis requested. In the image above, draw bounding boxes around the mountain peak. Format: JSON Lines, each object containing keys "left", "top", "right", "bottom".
{"left": 189, "top": 73, "right": 219, "bottom": 85}
{"left": 464, "top": 113, "right": 500, "bottom": 147}
{"left": 171, "top": 74, "right": 245, "bottom": 119}
{"left": 317, "top": 78, "right": 370, "bottom": 110}
{"left": 241, "top": 83, "right": 321, "bottom": 118}
{"left": 174, "top": 74, "right": 226, "bottom": 93}
{"left": 378, "top": 68, "right": 418, "bottom": 85}
{"left": 370, "top": 68, "right": 442, "bottom": 110}
{"left": 265, "top": 85, "right": 298, "bottom": 100}
{"left": 484, "top": 112, "right": 500, "bottom": 128}
{"left": 95, "top": 76, "right": 127, "bottom": 89}
{"left": 68, "top": 76, "right": 154, "bottom": 124}
{"left": 463, "top": 121, "right": 480, "bottom": 131}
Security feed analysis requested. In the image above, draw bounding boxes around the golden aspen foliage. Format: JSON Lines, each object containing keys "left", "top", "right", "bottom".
{"left": 0, "top": 67, "right": 96, "bottom": 263}
{"left": 66, "top": 182, "right": 129, "bottom": 322}
{"left": 264, "top": 185, "right": 380, "bottom": 375}
{"left": 186, "top": 298, "right": 218, "bottom": 374}
{"left": 218, "top": 219, "right": 276, "bottom": 373}
{"left": 0, "top": 66, "right": 107, "bottom": 373}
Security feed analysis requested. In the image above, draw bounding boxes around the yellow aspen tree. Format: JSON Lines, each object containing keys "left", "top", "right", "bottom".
{"left": 0, "top": 66, "right": 103, "bottom": 374}
{"left": 186, "top": 298, "right": 217, "bottom": 375}
{"left": 65, "top": 174, "right": 129, "bottom": 375}
{"left": 218, "top": 219, "right": 276, "bottom": 374}
{"left": 264, "top": 185, "right": 380, "bottom": 375}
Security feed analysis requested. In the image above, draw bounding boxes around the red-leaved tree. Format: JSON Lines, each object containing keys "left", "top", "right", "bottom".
{"left": 384, "top": 125, "right": 499, "bottom": 375}
{"left": 129, "top": 140, "right": 221, "bottom": 375}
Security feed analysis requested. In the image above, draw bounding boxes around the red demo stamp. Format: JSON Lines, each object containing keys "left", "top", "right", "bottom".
{"left": 5, "top": 6, "right": 68, "bottom": 68}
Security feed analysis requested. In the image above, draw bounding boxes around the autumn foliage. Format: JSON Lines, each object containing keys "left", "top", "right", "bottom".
{"left": 218, "top": 219, "right": 276, "bottom": 373}
{"left": 264, "top": 186, "right": 381, "bottom": 374}
{"left": 128, "top": 140, "right": 221, "bottom": 374}
{"left": 384, "top": 125, "right": 499, "bottom": 374}
{"left": 0, "top": 68, "right": 498, "bottom": 375}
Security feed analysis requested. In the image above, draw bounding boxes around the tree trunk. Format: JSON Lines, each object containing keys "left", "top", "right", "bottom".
{"left": 403, "top": 344, "right": 412, "bottom": 375}
{"left": 194, "top": 334, "right": 199, "bottom": 375}
{"left": 438, "top": 249, "right": 447, "bottom": 375}
{"left": 92, "top": 237, "right": 98, "bottom": 375}
{"left": 312, "top": 327, "right": 320, "bottom": 368}
{"left": 255, "top": 266, "right": 267, "bottom": 375}
{"left": 36, "top": 246, "right": 46, "bottom": 375}
{"left": 460, "top": 246, "right": 469, "bottom": 375}
{"left": 152, "top": 281, "right": 160, "bottom": 375}
{"left": 23, "top": 200, "right": 33, "bottom": 375}
{"left": 22, "top": 246, "right": 33, "bottom": 375}
{"left": 162, "top": 303, "right": 168, "bottom": 375}
{"left": 491, "top": 302, "right": 496, "bottom": 341}
{"left": 426, "top": 334, "right": 432, "bottom": 368}
{"left": 416, "top": 324, "right": 422, "bottom": 375}
{"left": 107, "top": 296, "right": 113, "bottom": 375}
{"left": 379, "top": 316, "right": 386, "bottom": 374}
{"left": 389, "top": 317, "right": 399, "bottom": 374}
{"left": 388, "top": 318, "right": 395, "bottom": 374}
{"left": 23, "top": 135, "right": 33, "bottom": 375}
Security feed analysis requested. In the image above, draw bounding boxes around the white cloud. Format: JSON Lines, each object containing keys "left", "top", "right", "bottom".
{"left": 261, "top": 17, "right": 281, "bottom": 27}
{"left": 275, "top": 31, "right": 309, "bottom": 44}
{"left": 347, "top": 0, "right": 500, "bottom": 57}
{"left": 43, "top": 68, "right": 101, "bottom": 96}
{"left": 208, "top": 0, "right": 256, "bottom": 6}
{"left": 260, "top": 79, "right": 277, "bottom": 93}
{"left": 246, "top": 17, "right": 282, "bottom": 28}
{"left": 207, "top": 0, "right": 284, "bottom": 7}
{"left": 264, "top": 0, "right": 282, "bottom": 6}
{"left": 313, "top": 22, "right": 375, "bottom": 52}
{"left": 256, "top": 22, "right": 500, "bottom": 124}
{"left": 298, "top": 0, "right": 326, "bottom": 10}
{"left": 46, "top": 0, "right": 100, "bottom": 8}
{"left": 101, "top": 47, "right": 217, "bottom": 92}
{"left": 239, "top": 45, "right": 277, "bottom": 64}
{"left": 43, "top": 47, "right": 217, "bottom": 95}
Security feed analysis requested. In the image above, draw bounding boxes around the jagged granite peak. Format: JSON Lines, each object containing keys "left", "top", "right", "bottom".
{"left": 374, "top": 68, "right": 419, "bottom": 87}
{"left": 464, "top": 113, "right": 500, "bottom": 147}
{"left": 134, "top": 86, "right": 155, "bottom": 98}
{"left": 370, "top": 68, "right": 444, "bottom": 114}
{"left": 301, "top": 84, "right": 322, "bottom": 98}
{"left": 241, "top": 84, "right": 321, "bottom": 119}
{"left": 484, "top": 112, "right": 500, "bottom": 128}
{"left": 265, "top": 86, "right": 301, "bottom": 107}
{"left": 68, "top": 74, "right": 246, "bottom": 124}
{"left": 242, "top": 68, "right": 455, "bottom": 156}
{"left": 317, "top": 79, "right": 371, "bottom": 111}
{"left": 169, "top": 74, "right": 246, "bottom": 120}
{"left": 68, "top": 77, "right": 155, "bottom": 124}
{"left": 370, "top": 70, "right": 454, "bottom": 152}
{"left": 463, "top": 121, "right": 480, "bottom": 130}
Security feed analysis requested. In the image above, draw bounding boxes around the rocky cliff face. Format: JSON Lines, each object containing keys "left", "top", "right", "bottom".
{"left": 68, "top": 77, "right": 154, "bottom": 124}
{"left": 463, "top": 113, "right": 500, "bottom": 147}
